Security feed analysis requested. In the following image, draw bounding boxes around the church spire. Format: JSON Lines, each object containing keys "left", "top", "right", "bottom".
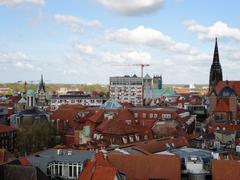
{"left": 209, "top": 38, "right": 223, "bottom": 90}
{"left": 38, "top": 74, "right": 46, "bottom": 93}
{"left": 213, "top": 37, "right": 219, "bottom": 64}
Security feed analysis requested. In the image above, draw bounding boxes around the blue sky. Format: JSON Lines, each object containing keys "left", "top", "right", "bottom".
{"left": 1, "top": 0, "right": 240, "bottom": 84}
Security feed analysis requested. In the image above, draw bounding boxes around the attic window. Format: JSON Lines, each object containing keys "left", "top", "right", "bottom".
{"left": 165, "top": 143, "right": 170, "bottom": 148}
{"left": 122, "top": 136, "right": 128, "bottom": 144}
{"left": 142, "top": 113, "right": 146, "bottom": 118}
{"left": 149, "top": 113, "right": 153, "bottom": 118}
{"left": 135, "top": 134, "right": 140, "bottom": 141}
{"left": 144, "top": 134, "right": 148, "bottom": 140}
{"left": 134, "top": 113, "right": 138, "bottom": 118}
{"left": 129, "top": 135, "right": 134, "bottom": 143}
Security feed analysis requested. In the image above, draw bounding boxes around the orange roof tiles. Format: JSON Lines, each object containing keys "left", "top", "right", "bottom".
{"left": 212, "top": 160, "right": 240, "bottom": 180}
{"left": 79, "top": 153, "right": 118, "bottom": 180}
{"left": 214, "top": 81, "right": 240, "bottom": 96}
{"left": 108, "top": 153, "right": 181, "bottom": 180}
{"left": 133, "top": 136, "right": 189, "bottom": 154}
{"left": 88, "top": 111, "right": 104, "bottom": 123}
{"left": 97, "top": 119, "right": 142, "bottom": 135}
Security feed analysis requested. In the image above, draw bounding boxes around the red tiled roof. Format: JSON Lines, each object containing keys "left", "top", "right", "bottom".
{"left": 212, "top": 160, "right": 240, "bottom": 180}
{"left": 97, "top": 119, "right": 142, "bottom": 135}
{"left": 214, "top": 81, "right": 240, "bottom": 96}
{"left": 88, "top": 111, "right": 104, "bottom": 123}
{"left": 79, "top": 153, "right": 118, "bottom": 180}
{"left": 133, "top": 136, "right": 189, "bottom": 154}
{"left": 0, "top": 124, "right": 16, "bottom": 133}
{"left": 108, "top": 153, "right": 181, "bottom": 180}
{"left": 114, "top": 109, "right": 134, "bottom": 121}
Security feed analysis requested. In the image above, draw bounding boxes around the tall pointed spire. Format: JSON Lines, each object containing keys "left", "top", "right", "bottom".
{"left": 213, "top": 37, "right": 219, "bottom": 64}
{"left": 209, "top": 37, "right": 223, "bottom": 90}
{"left": 38, "top": 74, "right": 46, "bottom": 93}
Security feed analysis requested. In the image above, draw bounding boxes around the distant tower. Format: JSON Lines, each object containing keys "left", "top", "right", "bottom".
{"left": 153, "top": 75, "right": 162, "bottom": 89}
{"left": 26, "top": 89, "right": 36, "bottom": 108}
{"left": 37, "top": 75, "right": 47, "bottom": 108}
{"left": 143, "top": 74, "right": 152, "bottom": 99}
{"left": 209, "top": 38, "right": 223, "bottom": 90}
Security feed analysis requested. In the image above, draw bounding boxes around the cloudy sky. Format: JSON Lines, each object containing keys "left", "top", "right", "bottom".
{"left": 0, "top": 0, "right": 240, "bottom": 84}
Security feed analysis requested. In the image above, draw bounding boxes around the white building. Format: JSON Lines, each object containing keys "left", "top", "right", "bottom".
{"left": 109, "top": 75, "right": 143, "bottom": 106}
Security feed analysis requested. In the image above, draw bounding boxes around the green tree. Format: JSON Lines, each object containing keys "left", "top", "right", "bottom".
{"left": 15, "top": 121, "right": 60, "bottom": 156}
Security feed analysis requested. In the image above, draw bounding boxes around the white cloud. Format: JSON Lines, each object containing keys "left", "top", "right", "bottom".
{"left": 63, "top": 70, "right": 78, "bottom": 75}
{"left": 0, "top": 0, "right": 46, "bottom": 6}
{"left": 96, "top": 0, "right": 164, "bottom": 16}
{"left": 0, "top": 51, "right": 40, "bottom": 70}
{"left": 184, "top": 20, "right": 240, "bottom": 41}
{"left": 102, "top": 50, "right": 152, "bottom": 64}
{"left": 107, "top": 25, "right": 203, "bottom": 56}
{"left": 54, "top": 14, "right": 102, "bottom": 33}
{"left": 0, "top": 51, "right": 29, "bottom": 63}
{"left": 107, "top": 26, "right": 172, "bottom": 46}
{"left": 74, "top": 43, "right": 94, "bottom": 54}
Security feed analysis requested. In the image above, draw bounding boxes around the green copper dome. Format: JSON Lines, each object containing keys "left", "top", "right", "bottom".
{"left": 26, "top": 89, "right": 35, "bottom": 96}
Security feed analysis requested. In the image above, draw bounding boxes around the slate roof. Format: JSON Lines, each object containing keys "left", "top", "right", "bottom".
{"left": 27, "top": 149, "right": 95, "bottom": 175}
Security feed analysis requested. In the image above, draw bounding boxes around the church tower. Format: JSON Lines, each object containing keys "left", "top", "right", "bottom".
{"left": 37, "top": 74, "right": 47, "bottom": 108}
{"left": 209, "top": 38, "right": 223, "bottom": 90}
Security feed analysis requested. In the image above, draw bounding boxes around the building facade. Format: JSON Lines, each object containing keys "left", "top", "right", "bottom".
{"left": 109, "top": 75, "right": 143, "bottom": 106}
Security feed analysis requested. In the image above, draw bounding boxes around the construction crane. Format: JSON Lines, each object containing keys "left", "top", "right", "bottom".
{"left": 112, "top": 63, "right": 150, "bottom": 78}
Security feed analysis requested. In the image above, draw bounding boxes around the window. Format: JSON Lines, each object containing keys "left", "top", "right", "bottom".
{"left": 69, "top": 166, "right": 73, "bottom": 177}
{"left": 125, "top": 120, "right": 131, "bottom": 125}
{"left": 154, "top": 114, "right": 158, "bottom": 119}
{"left": 142, "top": 113, "right": 146, "bottom": 118}
{"left": 144, "top": 134, "right": 148, "bottom": 140}
{"left": 135, "top": 134, "right": 140, "bottom": 141}
{"left": 149, "top": 113, "right": 153, "bottom": 118}
{"left": 73, "top": 166, "right": 77, "bottom": 177}
{"left": 122, "top": 136, "right": 128, "bottom": 144}
{"left": 129, "top": 135, "right": 134, "bottom": 143}
{"left": 134, "top": 113, "right": 138, "bottom": 118}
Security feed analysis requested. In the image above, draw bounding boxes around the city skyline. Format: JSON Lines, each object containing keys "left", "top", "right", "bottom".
{"left": 1, "top": 0, "right": 240, "bottom": 84}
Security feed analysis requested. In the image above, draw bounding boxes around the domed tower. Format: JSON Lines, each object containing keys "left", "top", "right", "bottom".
{"left": 209, "top": 38, "right": 223, "bottom": 90}
{"left": 26, "top": 89, "right": 36, "bottom": 108}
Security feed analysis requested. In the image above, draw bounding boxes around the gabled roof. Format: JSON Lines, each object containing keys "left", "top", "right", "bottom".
{"left": 213, "top": 81, "right": 240, "bottom": 96}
